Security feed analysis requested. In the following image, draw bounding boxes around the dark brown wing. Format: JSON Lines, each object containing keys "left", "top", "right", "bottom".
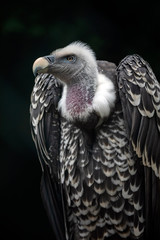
{"left": 117, "top": 55, "right": 160, "bottom": 239}
{"left": 30, "top": 73, "right": 66, "bottom": 240}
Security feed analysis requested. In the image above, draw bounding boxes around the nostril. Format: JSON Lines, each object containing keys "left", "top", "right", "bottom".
{"left": 45, "top": 55, "right": 54, "bottom": 63}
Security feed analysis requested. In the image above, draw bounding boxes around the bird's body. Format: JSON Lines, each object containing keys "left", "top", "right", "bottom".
{"left": 30, "top": 42, "right": 160, "bottom": 240}
{"left": 59, "top": 103, "right": 144, "bottom": 240}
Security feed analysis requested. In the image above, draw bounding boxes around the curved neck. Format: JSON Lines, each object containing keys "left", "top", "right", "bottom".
{"left": 66, "top": 76, "right": 96, "bottom": 115}
{"left": 58, "top": 72, "right": 98, "bottom": 121}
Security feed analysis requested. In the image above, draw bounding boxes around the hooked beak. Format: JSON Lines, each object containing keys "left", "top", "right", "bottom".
{"left": 32, "top": 55, "right": 55, "bottom": 76}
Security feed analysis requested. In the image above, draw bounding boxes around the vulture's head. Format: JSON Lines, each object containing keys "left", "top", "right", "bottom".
{"left": 33, "top": 42, "right": 97, "bottom": 83}
{"left": 33, "top": 42, "right": 116, "bottom": 123}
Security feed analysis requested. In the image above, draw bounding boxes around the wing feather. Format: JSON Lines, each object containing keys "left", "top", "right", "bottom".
{"left": 117, "top": 54, "right": 160, "bottom": 177}
{"left": 30, "top": 73, "right": 66, "bottom": 240}
{"left": 117, "top": 54, "right": 160, "bottom": 238}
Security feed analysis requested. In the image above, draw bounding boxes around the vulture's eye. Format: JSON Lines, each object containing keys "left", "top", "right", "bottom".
{"left": 66, "top": 55, "right": 76, "bottom": 62}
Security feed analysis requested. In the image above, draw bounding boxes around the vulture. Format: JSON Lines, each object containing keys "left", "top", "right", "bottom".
{"left": 30, "top": 41, "right": 160, "bottom": 240}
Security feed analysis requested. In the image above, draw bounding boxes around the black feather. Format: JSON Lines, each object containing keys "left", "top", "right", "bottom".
{"left": 118, "top": 54, "right": 160, "bottom": 239}
{"left": 30, "top": 49, "right": 160, "bottom": 240}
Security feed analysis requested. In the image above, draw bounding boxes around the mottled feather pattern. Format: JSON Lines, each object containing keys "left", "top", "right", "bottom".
{"left": 30, "top": 73, "right": 61, "bottom": 135}
{"left": 30, "top": 46, "right": 160, "bottom": 240}
{"left": 117, "top": 55, "right": 160, "bottom": 178}
{"left": 60, "top": 103, "right": 144, "bottom": 239}
{"left": 30, "top": 73, "right": 62, "bottom": 176}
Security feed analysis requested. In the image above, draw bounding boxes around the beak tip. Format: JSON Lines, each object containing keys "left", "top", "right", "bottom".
{"left": 32, "top": 66, "right": 40, "bottom": 77}
{"left": 32, "top": 57, "right": 49, "bottom": 76}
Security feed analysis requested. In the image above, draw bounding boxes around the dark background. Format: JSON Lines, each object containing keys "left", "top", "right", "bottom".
{"left": 1, "top": 2, "right": 160, "bottom": 239}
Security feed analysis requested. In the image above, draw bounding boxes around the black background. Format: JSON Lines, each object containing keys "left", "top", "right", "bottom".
{"left": 1, "top": 2, "right": 160, "bottom": 239}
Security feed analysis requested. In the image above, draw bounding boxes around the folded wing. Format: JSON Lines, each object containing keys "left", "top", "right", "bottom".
{"left": 117, "top": 55, "right": 160, "bottom": 238}
{"left": 30, "top": 73, "right": 66, "bottom": 240}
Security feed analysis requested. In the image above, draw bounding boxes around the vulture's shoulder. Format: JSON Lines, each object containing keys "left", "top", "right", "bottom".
{"left": 97, "top": 60, "right": 117, "bottom": 85}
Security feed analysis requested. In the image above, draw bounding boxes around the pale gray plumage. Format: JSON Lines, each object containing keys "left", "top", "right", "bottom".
{"left": 30, "top": 42, "right": 160, "bottom": 240}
